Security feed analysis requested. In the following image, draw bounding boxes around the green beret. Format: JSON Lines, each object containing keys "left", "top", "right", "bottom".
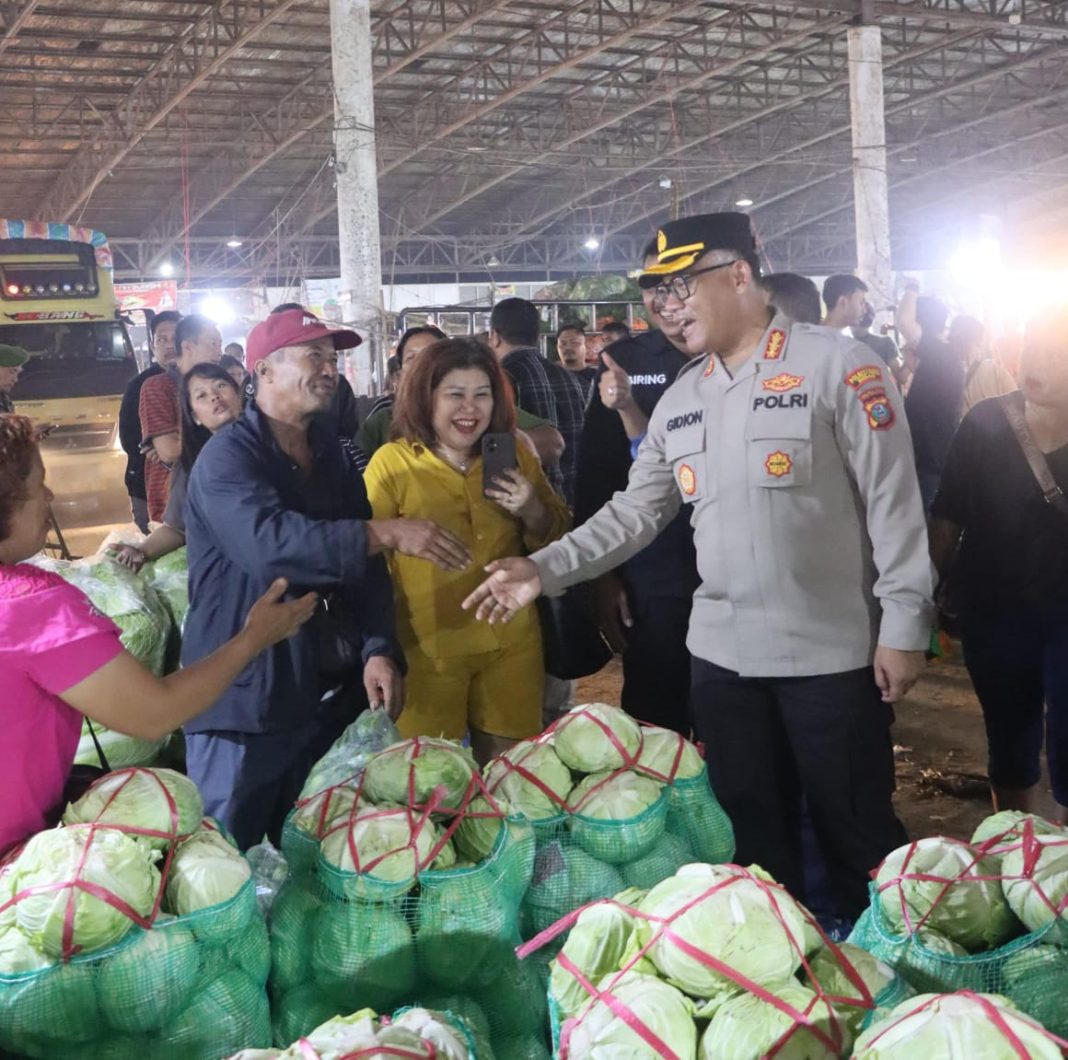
{"left": 0, "top": 344, "right": 29, "bottom": 367}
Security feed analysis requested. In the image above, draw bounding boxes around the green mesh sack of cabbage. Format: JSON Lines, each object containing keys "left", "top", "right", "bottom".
{"left": 0, "top": 767, "right": 272, "bottom": 1059}
{"left": 31, "top": 554, "right": 173, "bottom": 676}
{"left": 269, "top": 728, "right": 539, "bottom": 1052}
{"left": 851, "top": 990, "right": 1068, "bottom": 1058}
{"left": 533, "top": 861, "right": 914, "bottom": 1059}
{"left": 848, "top": 811, "right": 1068, "bottom": 1035}
{"left": 481, "top": 704, "right": 734, "bottom": 941}
{"left": 224, "top": 1003, "right": 484, "bottom": 1059}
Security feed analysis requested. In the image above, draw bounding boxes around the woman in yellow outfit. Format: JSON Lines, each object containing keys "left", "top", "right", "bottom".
{"left": 364, "top": 337, "right": 570, "bottom": 763}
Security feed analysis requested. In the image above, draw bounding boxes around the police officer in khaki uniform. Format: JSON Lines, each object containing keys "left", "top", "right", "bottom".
{"left": 465, "top": 212, "right": 935, "bottom": 918}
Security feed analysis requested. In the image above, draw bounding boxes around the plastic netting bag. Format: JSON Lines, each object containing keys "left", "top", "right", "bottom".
{"left": 532, "top": 861, "right": 907, "bottom": 1059}
{"left": 269, "top": 728, "right": 541, "bottom": 1056}
{"left": 482, "top": 705, "right": 734, "bottom": 943}
{"left": 224, "top": 1003, "right": 483, "bottom": 1059}
{"left": 852, "top": 990, "right": 1068, "bottom": 1057}
{"left": 0, "top": 768, "right": 272, "bottom": 1058}
{"left": 848, "top": 818, "right": 1068, "bottom": 1037}
{"left": 30, "top": 554, "right": 173, "bottom": 676}
{"left": 247, "top": 840, "right": 289, "bottom": 916}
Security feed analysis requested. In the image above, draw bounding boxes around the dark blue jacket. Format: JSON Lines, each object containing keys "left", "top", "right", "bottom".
{"left": 181, "top": 401, "right": 402, "bottom": 734}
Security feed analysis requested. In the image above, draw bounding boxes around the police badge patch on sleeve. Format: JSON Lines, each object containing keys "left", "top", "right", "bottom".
{"left": 860, "top": 388, "right": 895, "bottom": 430}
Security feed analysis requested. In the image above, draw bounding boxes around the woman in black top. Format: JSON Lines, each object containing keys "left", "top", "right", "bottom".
{"left": 930, "top": 308, "right": 1068, "bottom": 822}
{"left": 112, "top": 362, "right": 242, "bottom": 571}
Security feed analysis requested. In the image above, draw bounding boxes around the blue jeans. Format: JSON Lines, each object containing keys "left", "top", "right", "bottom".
{"left": 961, "top": 607, "right": 1068, "bottom": 807}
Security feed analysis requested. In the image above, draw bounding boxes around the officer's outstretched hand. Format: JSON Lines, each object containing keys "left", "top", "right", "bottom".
{"left": 873, "top": 646, "right": 926, "bottom": 703}
{"left": 462, "top": 557, "right": 542, "bottom": 624}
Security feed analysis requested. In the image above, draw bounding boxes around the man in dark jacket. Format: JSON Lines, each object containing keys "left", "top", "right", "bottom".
{"left": 574, "top": 241, "right": 698, "bottom": 733}
{"left": 182, "top": 307, "right": 470, "bottom": 847}
{"left": 118, "top": 311, "right": 180, "bottom": 531}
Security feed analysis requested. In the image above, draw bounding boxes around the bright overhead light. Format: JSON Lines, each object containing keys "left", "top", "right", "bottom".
{"left": 486, "top": 255, "right": 500, "bottom": 267}
{"left": 198, "top": 295, "right": 235, "bottom": 326}
{"left": 159, "top": 261, "right": 175, "bottom": 278}
{"left": 584, "top": 237, "right": 600, "bottom": 250}
{"left": 226, "top": 238, "right": 243, "bottom": 249}
{"left": 735, "top": 197, "right": 754, "bottom": 207}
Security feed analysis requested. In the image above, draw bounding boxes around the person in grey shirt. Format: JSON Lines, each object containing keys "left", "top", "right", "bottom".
{"left": 465, "top": 212, "right": 935, "bottom": 920}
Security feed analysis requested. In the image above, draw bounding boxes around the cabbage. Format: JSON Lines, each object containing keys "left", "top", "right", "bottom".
{"left": 391, "top": 1007, "right": 471, "bottom": 1059}
{"left": 971, "top": 811, "right": 1066, "bottom": 857}
{"left": 553, "top": 703, "right": 642, "bottom": 773}
{"left": 565, "top": 971, "right": 696, "bottom": 1058}
{"left": 363, "top": 738, "right": 478, "bottom": 811}
{"left": 0, "top": 919, "right": 49, "bottom": 974}
{"left": 699, "top": 981, "right": 848, "bottom": 1059}
{"left": 431, "top": 832, "right": 458, "bottom": 871}
{"left": 144, "top": 547, "right": 189, "bottom": 631}
{"left": 11, "top": 825, "right": 160, "bottom": 957}
{"left": 804, "top": 942, "right": 907, "bottom": 1035}
{"left": 1001, "top": 944, "right": 1068, "bottom": 1037}
{"left": 311, "top": 901, "right": 415, "bottom": 1009}
{"left": 163, "top": 829, "right": 251, "bottom": 915}
{"left": 1001, "top": 834, "right": 1068, "bottom": 933}
{"left": 636, "top": 863, "right": 807, "bottom": 1002}
{"left": 156, "top": 968, "right": 269, "bottom": 1059}
{"left": 291, "top": 785, "right": 360, "bottom": 839}
{"left": 875, "top": 837, "right": 1018, "bottom": 950}
{"left": 622, "top": 832, "right": 693, "bottom": 890}
{"left": 54, "top": 560, "right": 172, "bottom": 676}
{"left": 484, "top": 741, "right": 572, "bottom": 820}
{"left": 64, "top": 767, "right": 203, "bottom": 849}
{"left": 297, "top": 1009, "right": 428, "bottom": 1056}
{"left": 634, "top": 727, "right": 704, "bottom": 782}
{"left": 550, "top": 899, "right": 638, "bottom": 1017}
{"left": 568, "top": 770, "right": 663, "bottom": 819}
{"left": 852, "top": 992, "right": 1063, "bottom": 1058}
{"left": 419, "top": 995, "right": 493, "bottom": 1056}
{"left": 454, "top": 796, "right": 505, "bottom": 863}
{"left": 319, "top": 807, "right": 437, "bottom": 896}
{"left": 268, "top": 878, "right": 321, "bottom": 994}
{"left": 96, "top": 923, "right": 201, "bottom": 1032}
{"left": 73, "top": 721, "right": 166, "bottom": 770}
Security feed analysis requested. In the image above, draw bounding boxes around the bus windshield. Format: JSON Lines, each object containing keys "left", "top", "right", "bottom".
{"left": 7, "top": 321, "right": 135, "bottom": 400}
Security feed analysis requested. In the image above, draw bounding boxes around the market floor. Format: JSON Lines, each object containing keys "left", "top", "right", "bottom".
{"left": 575, "top": 646, "right": 1059, "bottom": 845}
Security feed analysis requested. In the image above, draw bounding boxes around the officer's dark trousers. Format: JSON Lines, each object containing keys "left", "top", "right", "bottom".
{"left": 691, "top": 658, "right": 907, "bottom": 919}
{"left": 621, "top": 594, "right": 694, "bottom": 735}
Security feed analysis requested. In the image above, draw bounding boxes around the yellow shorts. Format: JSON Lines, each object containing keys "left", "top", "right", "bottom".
{"left": 396, "top": 632, "right": 545, "bottom": 741}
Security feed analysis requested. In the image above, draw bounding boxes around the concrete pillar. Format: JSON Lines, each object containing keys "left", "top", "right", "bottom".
{"left": 847, "top": 24, "right": 893, "bottom": 316}
{"left": 330, "top": 0, "right": 384, "bottom": 394}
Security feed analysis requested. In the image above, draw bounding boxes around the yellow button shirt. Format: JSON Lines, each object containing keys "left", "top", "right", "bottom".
{"left": 364, "top": 437, "right": 571, "bottom": 659}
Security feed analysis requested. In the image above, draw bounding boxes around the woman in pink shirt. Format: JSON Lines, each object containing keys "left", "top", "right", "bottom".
{"left": 0, "top": 414, "right": 317, "bottom": 857}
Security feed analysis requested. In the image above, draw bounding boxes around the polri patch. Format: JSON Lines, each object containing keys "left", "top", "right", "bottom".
{"left": 763, "top": 329, "right": 786, "bottom": 360}
{"left": 861, "top": 389, "right": 895, "bottom": 430}
{"left": 762, "top": 372, "right": 804, "bottom": 393}
{"left": 678, "top": 463, "right": 697, "bottom": 495}
{"left": 845, "top": 364, "right": 883, "bottom": 390}
{"left": 765, "top": 450, "right": 793, "bottom": 478}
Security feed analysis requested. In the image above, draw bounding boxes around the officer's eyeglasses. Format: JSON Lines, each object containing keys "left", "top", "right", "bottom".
{"left": 654, "top": 260, "right": 739, "bottom": 304}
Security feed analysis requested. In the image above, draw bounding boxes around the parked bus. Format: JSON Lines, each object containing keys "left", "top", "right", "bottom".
{"left": 0, "top": 220, "right": 136, "bottom": 553}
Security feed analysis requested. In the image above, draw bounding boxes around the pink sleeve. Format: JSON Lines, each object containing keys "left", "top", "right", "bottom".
{"left": 12, "top": 579, "right": 125, "bottom": 695}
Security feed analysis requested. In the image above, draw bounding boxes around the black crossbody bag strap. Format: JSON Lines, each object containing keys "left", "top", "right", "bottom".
{"left": 1001, "top": 395, "right": 1068, "bottom": 525}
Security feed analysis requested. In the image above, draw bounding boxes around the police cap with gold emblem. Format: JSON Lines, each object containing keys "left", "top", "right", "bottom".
{"left": 639, "top": 212, "right": 760, "bottom": 289}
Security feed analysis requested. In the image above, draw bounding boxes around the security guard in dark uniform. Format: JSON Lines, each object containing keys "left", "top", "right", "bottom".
{"left": 575, "top": 242, "right": 697, "bottom": 734}
{"left": 465, "top": 213, "right": 935, "bottom": 918}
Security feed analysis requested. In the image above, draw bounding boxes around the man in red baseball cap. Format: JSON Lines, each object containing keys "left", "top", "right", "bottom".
{"left": 178, "top": 305, "right": 472, "bottom": 849}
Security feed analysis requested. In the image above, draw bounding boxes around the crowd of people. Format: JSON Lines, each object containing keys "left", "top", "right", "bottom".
{"left": 1, "top": 208, "right": 1065, "bottom": 931}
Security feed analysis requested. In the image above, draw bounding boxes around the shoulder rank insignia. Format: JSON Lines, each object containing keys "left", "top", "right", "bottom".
{"left": 861, "top": 388, "right": 895, "bottom": 430}
{"left": 762, "top": 328, "right": 786, "bottom": 360}
{"left": 845, "top": 364, "right": 883, "bottom": 390}
{"left": 762, "top": 372, "right": 804, "bottom": 393}
{"left": 765, "top": 450, "right": 793, "bottom": 478}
